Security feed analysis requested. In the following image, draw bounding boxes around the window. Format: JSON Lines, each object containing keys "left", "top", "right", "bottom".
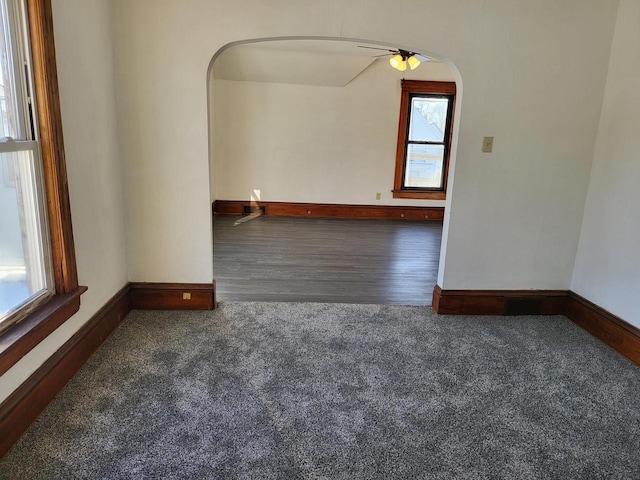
{"left": 393, "top": 80, "right": 456, "bottom": 200}
{"left": 0, "top": 0, "right": 53, "bottom": 327}
{"left": 0, "top": 0, "right": 82, "bottom": 376}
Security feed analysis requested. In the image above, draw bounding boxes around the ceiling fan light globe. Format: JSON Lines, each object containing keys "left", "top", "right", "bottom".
{"left": 390, "top": 54, "right": 407, "bottom": 71}
{"left": 408, "top": 56, "right": 421, "bottom": 70}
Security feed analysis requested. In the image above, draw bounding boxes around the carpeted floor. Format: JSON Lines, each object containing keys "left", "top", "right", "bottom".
{"left": 1, "top": 302, "right": 640, "bottom": 479}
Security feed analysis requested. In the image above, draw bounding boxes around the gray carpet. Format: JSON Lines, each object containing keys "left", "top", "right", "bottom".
{"left": 1, "top": 303, "right": 640, "bottom": 479}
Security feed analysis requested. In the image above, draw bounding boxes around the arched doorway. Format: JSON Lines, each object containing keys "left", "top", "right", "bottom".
{"left": 207, "top": 37, "right": 462, "bottom": 304}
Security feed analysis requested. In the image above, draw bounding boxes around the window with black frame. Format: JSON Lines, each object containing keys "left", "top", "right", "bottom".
{"left": 393, "top": 80, "right": 456, "bottom": 200}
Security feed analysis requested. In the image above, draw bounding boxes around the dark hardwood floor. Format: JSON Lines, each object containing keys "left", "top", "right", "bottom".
{"left": 213, "top": 215, "right": 442, "bottom": 305}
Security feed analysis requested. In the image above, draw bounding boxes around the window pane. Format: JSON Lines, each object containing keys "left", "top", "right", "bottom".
{"left": 408, "top": 97, "right": 449, "bottom": 142}
{"left": 1, "top": 150, "right": 50, "bottom": 322}
{"left": 0, "top": 0, "right": 22, "bottom": 139}
{"left": 404, "top": 144, "right": 444, "bottom": 188}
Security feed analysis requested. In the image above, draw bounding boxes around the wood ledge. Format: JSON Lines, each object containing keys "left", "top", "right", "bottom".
{"left": 0, "top": 286, "right": 87, "bottom": 376}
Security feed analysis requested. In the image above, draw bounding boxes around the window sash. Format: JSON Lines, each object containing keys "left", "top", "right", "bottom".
{"left": 0, "top": 0, "right": 34, "bottom": 141}
{"left": 400, "top": 93, "right": 454, "bottom": 192}
{"left": 0, "top": 0, "right": 52, "bottom": 331}
{"left": 403, "top": 143, "right": 446, "bottom": 190}
{"left": 0, "top": 145, "right": 53, "bottom": 329}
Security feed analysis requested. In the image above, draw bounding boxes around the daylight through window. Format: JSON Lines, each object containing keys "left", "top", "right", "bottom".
{"left": 0, "top": 0, "right": 53, "bottom": 329}
{"left": 393, "top": 80, "right": 456, "bottom": 200}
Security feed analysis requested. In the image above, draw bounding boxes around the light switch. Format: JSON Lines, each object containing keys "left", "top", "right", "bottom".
{"left": 482, "top": 136, "right": 494, "bottom": 153}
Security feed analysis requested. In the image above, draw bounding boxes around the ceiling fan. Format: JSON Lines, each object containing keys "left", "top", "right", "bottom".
{"left": 357, "top": 46, "right": 429, "bottom": 71}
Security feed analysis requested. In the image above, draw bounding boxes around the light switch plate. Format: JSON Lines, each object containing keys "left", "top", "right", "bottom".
{"left": 482, "top": 136, "right": 494, "bottom": 153}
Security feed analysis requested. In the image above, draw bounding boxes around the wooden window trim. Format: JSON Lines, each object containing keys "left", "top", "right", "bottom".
{"left": 0, "top": 0, "right": 84, "bottom": 376}
{"left": 393, "top": 80, "right": 456, "bottom": 200}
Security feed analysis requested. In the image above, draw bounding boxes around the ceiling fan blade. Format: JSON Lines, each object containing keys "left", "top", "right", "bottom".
{"left": 415, "top": 54, "right": 430, "bottom": 62}
{"left": 357, "top": 45, "right": 396, "bottom": 53}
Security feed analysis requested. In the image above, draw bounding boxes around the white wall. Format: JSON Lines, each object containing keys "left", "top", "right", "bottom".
{"left": 0, "top": 0, "right": 128, "bottom": 403}
{"left": 571, "top": 0, "right": 640, "bottom": 326}
{"left": 211, "top": 60, "right": 453, "bottom": 207}
{"left": 0, "top": 0, "right": 631, "bottom": 406}
{"left": 436, "top": 5, "right": 619, "bottom": 290}
{"left": 113, "top": 0, "right": 617, "bottom": 291}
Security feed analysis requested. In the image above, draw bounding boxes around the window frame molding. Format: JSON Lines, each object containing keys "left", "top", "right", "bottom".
{"left": 0, "top": 0, "right": 84, "bottom": 377}
{"left": 392, "top": 80, "right": 456, "bottom": 200}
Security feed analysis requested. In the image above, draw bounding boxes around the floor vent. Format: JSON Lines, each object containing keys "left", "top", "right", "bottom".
{"left": 504, "top": 298, "right": 543, "bottom": 316}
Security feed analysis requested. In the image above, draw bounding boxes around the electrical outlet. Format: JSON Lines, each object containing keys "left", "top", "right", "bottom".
{"left": 482, "top": 136, "right": 494, "bottom": 153}
{"left": 376, "top": 192, "right": 381, "bottom": 200}
{"left": 183, "top": 292, "right": 191, "bottom": 300}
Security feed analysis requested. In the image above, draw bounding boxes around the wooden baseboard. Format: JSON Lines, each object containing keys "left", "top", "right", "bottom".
{"left": 432, "top": 285, "right": 569, "bottom": 315}
{"left": 433, "top": 285, "right": 640, "bottom": 366}
{"left": 129, "top": 282, "right": 216, "bottom": 310}
{"left": 213, "top": 200, "right": 444, "bottom": 221}
{"left": 565, "top": 292, "right": 640, "bottom": 365}
{"left": 1, "top": 280, "right": 635, "bottom": 460}
{"left": 0, "top": 285, "right": 130, "bottom": 458}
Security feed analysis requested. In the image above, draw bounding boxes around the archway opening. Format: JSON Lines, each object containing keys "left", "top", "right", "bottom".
{"left": 207, "top": 37, "right": 462, "bottom": 304}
